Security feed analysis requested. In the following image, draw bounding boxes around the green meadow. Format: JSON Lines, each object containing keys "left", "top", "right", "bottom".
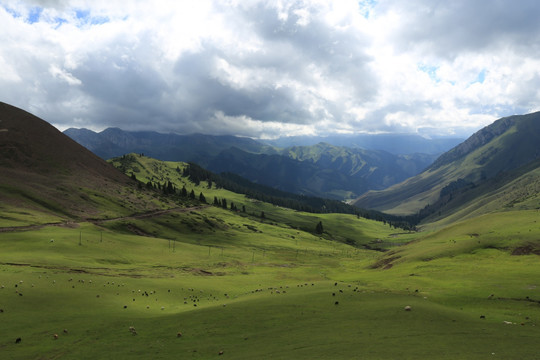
{"left": 2, "top": 155, "right": 540, "bottom": 359}
{"left": 2, "top": 204, "right": 540, "bottom": 359}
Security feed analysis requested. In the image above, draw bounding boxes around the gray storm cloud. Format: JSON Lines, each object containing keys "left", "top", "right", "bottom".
{"left": 1, "top": 0, "right": 540, "bottom": 138}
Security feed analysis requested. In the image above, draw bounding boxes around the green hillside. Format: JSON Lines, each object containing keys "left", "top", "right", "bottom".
{"left": 353, "top": 112, "right": 540, "bottom": 218}
{"left": 3, "top": 191, "right": 540, "bottom": 359}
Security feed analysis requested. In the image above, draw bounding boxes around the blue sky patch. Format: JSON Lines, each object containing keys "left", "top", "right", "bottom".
{"left": 359, "top": 0, "right": 377, "bottom": 19}
{"left": 3, "top": 5, "right": 21, "bottom": 18}
{"left": 75, "top": 9, "right": 109, "bottom": 26}
{"left": 418, "top": 64, "right": 440, "bottom": 82}
{"left": 474, "top": 69, "right": 486, "bottom": 84}
{"left": 27, "top": 7, "right": 42, "bottom": 24}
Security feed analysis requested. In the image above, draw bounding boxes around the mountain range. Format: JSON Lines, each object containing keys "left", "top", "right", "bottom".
{"left": 263, "top": 133, "right": 463, "bottom": 154}
{"left": 64, "top": 128, "right": 458, "bottom": 200}
{"left": 4, "top": 100, "right": 538, "bottom": 228}
{"left": 354, "top": 111, "right": 540, "bottom": 225}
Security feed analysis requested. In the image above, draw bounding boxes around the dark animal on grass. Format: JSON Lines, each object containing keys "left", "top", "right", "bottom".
{"left": 15, "top": 337, "right": 21, "bottom": 344}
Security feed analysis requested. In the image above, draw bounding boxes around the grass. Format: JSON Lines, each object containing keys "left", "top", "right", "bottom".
{"left": 1, "top": 156, "right": 540, "bottom": 359}
{"left": 2, "top": 206, "right": 540, "bottom": 359}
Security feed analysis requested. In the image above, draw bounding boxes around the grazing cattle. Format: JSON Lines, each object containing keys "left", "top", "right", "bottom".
{"left": 177, "top": 332, "right": 182, "bottom": 338}
{"left": 335, "top": 301, "right": 339, "bottom": 305}
{"left": 219, "top": 350, "right": 224, "bottom": 355}
{"left": 53, "top": 334, "right": 58, "bottom": 340}
{"left": 15, "top": 337, "right": 21, "bottom": 343}
{"left": 404, "top": 305, "right": 412, "bottom": 311}
{"left": 63, "top": 329, "right": 68, "bottom": 334}
{"left": 480, "top": 315, "right": 486, "bottom": 319}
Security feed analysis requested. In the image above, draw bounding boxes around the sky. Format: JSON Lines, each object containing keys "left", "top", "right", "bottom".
{"left": 1, "top": 0, "right": 540, "bottom": 139}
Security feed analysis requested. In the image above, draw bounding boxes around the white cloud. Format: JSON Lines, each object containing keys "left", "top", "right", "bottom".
{"left": 1, "top": 0, "right": 539, "bottom": 138}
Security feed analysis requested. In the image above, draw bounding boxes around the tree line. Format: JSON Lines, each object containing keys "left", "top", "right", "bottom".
{"left": 182, "top": 162, "right": 417, "bottom": 230}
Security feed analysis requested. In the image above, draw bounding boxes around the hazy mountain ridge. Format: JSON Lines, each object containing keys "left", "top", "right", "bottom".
{"left": 263, "top": 133, "right": 464, "bottom": 155}
{"left": 65, "top": 127, "right": 441, "bottom": 200}
{"left": 354, "top": 111, "right": 540, "bottom": 220}
{"left": 63, "top": 127, "right": 275, "bottom": 162}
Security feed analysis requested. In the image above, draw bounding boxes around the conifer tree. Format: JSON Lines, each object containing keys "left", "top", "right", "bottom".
{"left": 315, "top": 221, "right": 324, "bottom": 234}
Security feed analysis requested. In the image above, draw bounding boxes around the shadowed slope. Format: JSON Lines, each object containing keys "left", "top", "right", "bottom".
{"left": 353, "top": 112, "right": 540, "bottom": 217}
{"left": 0, "top": 102, "right": 143, "bottom": 222}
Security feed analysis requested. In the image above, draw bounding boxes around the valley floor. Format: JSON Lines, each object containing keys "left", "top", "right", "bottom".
{"left": 1, "top": 208, "right": 540, "bottom": 359}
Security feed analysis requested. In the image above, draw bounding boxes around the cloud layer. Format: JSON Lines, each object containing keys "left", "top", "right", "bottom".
{"left": 1, "top": 0, "right": 540, "bottom": 138}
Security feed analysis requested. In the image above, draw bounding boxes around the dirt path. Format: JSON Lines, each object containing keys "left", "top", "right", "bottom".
{"left": 0, "top": 205, "right": 210, "bottom": 233}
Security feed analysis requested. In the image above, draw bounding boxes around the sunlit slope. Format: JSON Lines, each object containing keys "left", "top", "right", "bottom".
{"left": 371, "top": 210, "right": 540, "bottom": 268}
{"left": 419, "top": 158, "right": 540, "bottom": 227}
{"left": 2, "top": 209, "right": 540, "bottom": 359}
{"left": 354, "top": 112, "right": 540, "bottom": 217}
{"left": 108, "top": 153, "right": 409, "bottom": 249}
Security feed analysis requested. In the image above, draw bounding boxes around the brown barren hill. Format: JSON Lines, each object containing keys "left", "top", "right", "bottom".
{"left": 0, "top": 102, "right": 136, "bottom": 221}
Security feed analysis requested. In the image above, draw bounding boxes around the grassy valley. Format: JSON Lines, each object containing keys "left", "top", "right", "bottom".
{"left": 2, "top": 103, "right": 540, "bottom": 359}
